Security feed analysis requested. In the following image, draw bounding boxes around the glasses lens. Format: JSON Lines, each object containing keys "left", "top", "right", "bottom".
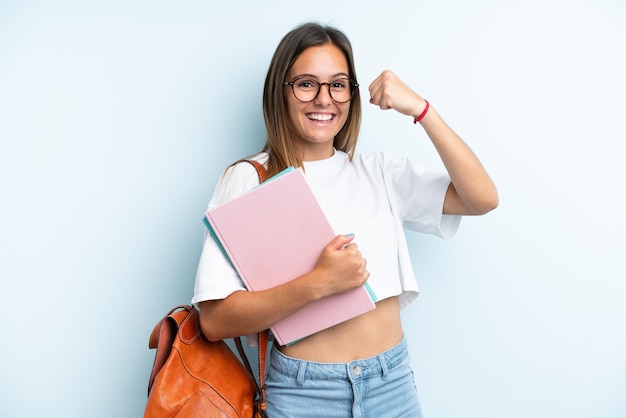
{"left": 292, "top": 79, "right": 319, "bottom": 102}
{"left": 291, "top": 78, "right": 356, "bottom": 103}
{"left": 328, "top": 79, "right": 352, "bottom": 103}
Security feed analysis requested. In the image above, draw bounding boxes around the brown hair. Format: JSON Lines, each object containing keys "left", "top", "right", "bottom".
{"left": 261, "top": 22, "right": 362, "bottom": 177}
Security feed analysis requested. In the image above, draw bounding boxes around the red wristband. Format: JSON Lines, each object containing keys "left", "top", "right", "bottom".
{"left": 413, "top": 100, "right": 430, "bottom": 124}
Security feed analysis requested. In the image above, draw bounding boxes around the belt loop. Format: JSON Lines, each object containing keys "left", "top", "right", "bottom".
{"left": 296, "top": 360, "right": 307, "bottom": 387}
{"left": 377, "top": 354, "right": 388, "bottom": 381}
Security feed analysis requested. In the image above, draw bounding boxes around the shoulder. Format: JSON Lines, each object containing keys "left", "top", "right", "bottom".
{"left": 227, "top": 152, "right": 268, "bottom": 173}
{"left": 351, "top": 152, "right": 439, "bottom": 187}
{"left": 229, "top": 152, "right": 268, "bottom": 180}
{"left": 210, "top": 152, "right": 269, "bottom": 207}
{"left": 352, "top": 152, "right": 384, "bottom": 165}
{"left": 351, "top": 151, "right": 406, "bottom": 173}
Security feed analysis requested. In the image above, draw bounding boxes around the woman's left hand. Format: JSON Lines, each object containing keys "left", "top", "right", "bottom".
{"left": 368, "top": 70, "right": 427, "bottom": 119}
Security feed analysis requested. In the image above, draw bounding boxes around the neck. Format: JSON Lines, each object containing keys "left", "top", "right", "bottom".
{"left": 298, "top": 142, "right": 335, "bottom": 162}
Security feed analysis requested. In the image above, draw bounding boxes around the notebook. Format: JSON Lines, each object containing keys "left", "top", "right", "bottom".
{"left": 204, "top": 167, "right": 377, "bottom": 346}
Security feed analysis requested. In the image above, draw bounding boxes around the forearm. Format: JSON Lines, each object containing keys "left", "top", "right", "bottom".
{"left": 417, "top": 105, "right": 499, "bottom": 215}
{"left": 198, "top": 271, "right": 324, "bottom": 341}
{"left": 199, "top": 235, "right": 368, "bottom": 341}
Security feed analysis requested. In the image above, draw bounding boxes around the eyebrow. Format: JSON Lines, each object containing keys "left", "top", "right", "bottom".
{"left": 291, "top": 73, "right": 350, "bottom": 80}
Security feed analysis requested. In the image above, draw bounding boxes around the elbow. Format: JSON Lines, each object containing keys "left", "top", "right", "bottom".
{"left": 472, "top": 191, "right": 499, "bottom": 215}
{"left": 448, "top": 182, "right": 498, "bottom": 216}
{"left": 199, "top": 317, "right": 222, "bottom": 342}
{"left": 200, "top": 323, "right": 223, "bottom": 343}
{"left": 197, "top": 301, "right": 229, "bottom": 342}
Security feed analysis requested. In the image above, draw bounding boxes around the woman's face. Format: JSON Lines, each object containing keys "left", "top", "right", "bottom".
{"left": 284, "top": 44, "right": 351, "bottom": 159}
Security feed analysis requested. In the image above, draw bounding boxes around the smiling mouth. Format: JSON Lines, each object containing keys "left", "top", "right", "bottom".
{"left": 307, "top": 113, "right": 334, "bottom": 122}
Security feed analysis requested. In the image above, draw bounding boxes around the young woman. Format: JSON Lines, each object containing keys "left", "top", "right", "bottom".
{"left": 192, "top": 22, "right": 498, "bottom": 417}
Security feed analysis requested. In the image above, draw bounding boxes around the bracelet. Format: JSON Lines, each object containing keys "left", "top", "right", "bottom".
{"left": 413, "top": 100, "right": 430, "bottom": 124}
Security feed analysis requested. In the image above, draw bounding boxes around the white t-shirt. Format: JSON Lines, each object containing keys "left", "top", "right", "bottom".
{"left": 192, "top": 149, "right": 461, "bottom": 310}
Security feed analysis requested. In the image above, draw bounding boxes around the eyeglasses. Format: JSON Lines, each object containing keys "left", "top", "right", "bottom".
{"left": 283, "top": 77, "right": 359, "bottom": 103}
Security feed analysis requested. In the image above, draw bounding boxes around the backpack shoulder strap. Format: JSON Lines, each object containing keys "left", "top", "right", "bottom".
{"left": 232, "top": 158, "right": 268, "bottom": 183}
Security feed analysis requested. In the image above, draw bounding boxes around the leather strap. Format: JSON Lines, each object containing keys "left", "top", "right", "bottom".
{"left": 234, "top": 337, "right": 255, "bottom": 381}
{"left": 232, "top": 158, "right": 270, "bottom": 416}
{"left": 256, "top": 330, "right": 269, "bottom": 417}
{"left": 233, "top": 158, "right": 268, "bottom": 184}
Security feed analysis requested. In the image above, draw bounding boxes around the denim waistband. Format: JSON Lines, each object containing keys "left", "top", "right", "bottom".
{"left": 269, "top": 337, "right": 409, "bottom": 383}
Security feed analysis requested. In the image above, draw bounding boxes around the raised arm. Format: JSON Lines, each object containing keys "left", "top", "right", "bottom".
{"left": 368, "top": 70, "right": 498, "bottom": 215}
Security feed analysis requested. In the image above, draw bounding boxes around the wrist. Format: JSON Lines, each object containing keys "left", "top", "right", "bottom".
{"left": 413, "top": 99, "right": 430, "bottom": 124}
{"left": 294, "top": 270, "right": 326, "bottom": 302}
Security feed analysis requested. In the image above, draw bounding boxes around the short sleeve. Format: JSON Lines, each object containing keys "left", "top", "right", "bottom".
{"left": 382, "top": 154, "right": 461, "bottom": 239}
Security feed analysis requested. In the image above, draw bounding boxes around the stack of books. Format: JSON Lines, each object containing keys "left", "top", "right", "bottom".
{"left": 204, "top": 167, "right": 377, "bottom": 346}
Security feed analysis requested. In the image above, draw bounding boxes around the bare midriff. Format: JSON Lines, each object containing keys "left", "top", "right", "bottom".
{"left": 277, "top": 296, "right": 404, "bottom": 362}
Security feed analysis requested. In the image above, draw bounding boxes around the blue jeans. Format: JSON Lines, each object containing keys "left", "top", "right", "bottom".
{"left": 265, "top": 337, "right": 424, "bottom": 418}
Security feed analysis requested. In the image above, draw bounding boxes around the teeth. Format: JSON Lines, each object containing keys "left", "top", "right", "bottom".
{"left": 307, "top": 113, "right": 333, "bottom": 121}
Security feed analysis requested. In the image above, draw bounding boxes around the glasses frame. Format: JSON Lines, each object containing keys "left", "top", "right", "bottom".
{"left": 283, "top": 77, "right": 359, "bottom": 104}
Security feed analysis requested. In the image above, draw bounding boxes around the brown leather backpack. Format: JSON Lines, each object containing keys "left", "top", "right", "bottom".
{"left": 145, "top": 160, "right": 270, "bottom": 417}
{"left": 144, "top": 305, "right": 269, "bottom": 418}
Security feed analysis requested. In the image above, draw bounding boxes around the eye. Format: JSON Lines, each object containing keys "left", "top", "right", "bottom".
{"left": 330, "top": 80, "right": 348, "bottom": 89}
{"left": 296, "top": 79, "right": 318, "bottom": 90}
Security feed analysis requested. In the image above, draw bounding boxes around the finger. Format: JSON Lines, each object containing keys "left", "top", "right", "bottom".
{"left": 368, "top": 91, "right": 379, "bottom": 106}
{"left": 368, "top": 79, "right": 382, "bottom": 101}
{"left": 368, "top": 73, "right": 382, "bottom": 93}
{"left": 369, "top": 93, "right": 390, "bottom": 109}
{"left": 328, "top": 234, "right": 355, "bottom": 251}
{"left": 369, "top": 82, "right": 395, "bottom": 110}
{"left": 360, "top": 256, "right": 368, "bottom": 270}
{"left": 371, "top": 96, "right": 393, "bottom": 110}
{"left": 369, "top": 70, "right": 394, "bottom": 91}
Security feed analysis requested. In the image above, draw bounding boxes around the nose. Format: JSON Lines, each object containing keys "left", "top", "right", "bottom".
{"left": 314, "top": 83, "right": 333, "bottom": 105}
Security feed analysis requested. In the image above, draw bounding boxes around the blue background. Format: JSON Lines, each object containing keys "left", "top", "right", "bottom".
{"left": 1, "top": 1, "right": 625, "bottom": 417}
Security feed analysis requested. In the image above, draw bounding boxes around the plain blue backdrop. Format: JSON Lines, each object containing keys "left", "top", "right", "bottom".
{"left": 1, "top": 0, "right": 625, "bottom": 417}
